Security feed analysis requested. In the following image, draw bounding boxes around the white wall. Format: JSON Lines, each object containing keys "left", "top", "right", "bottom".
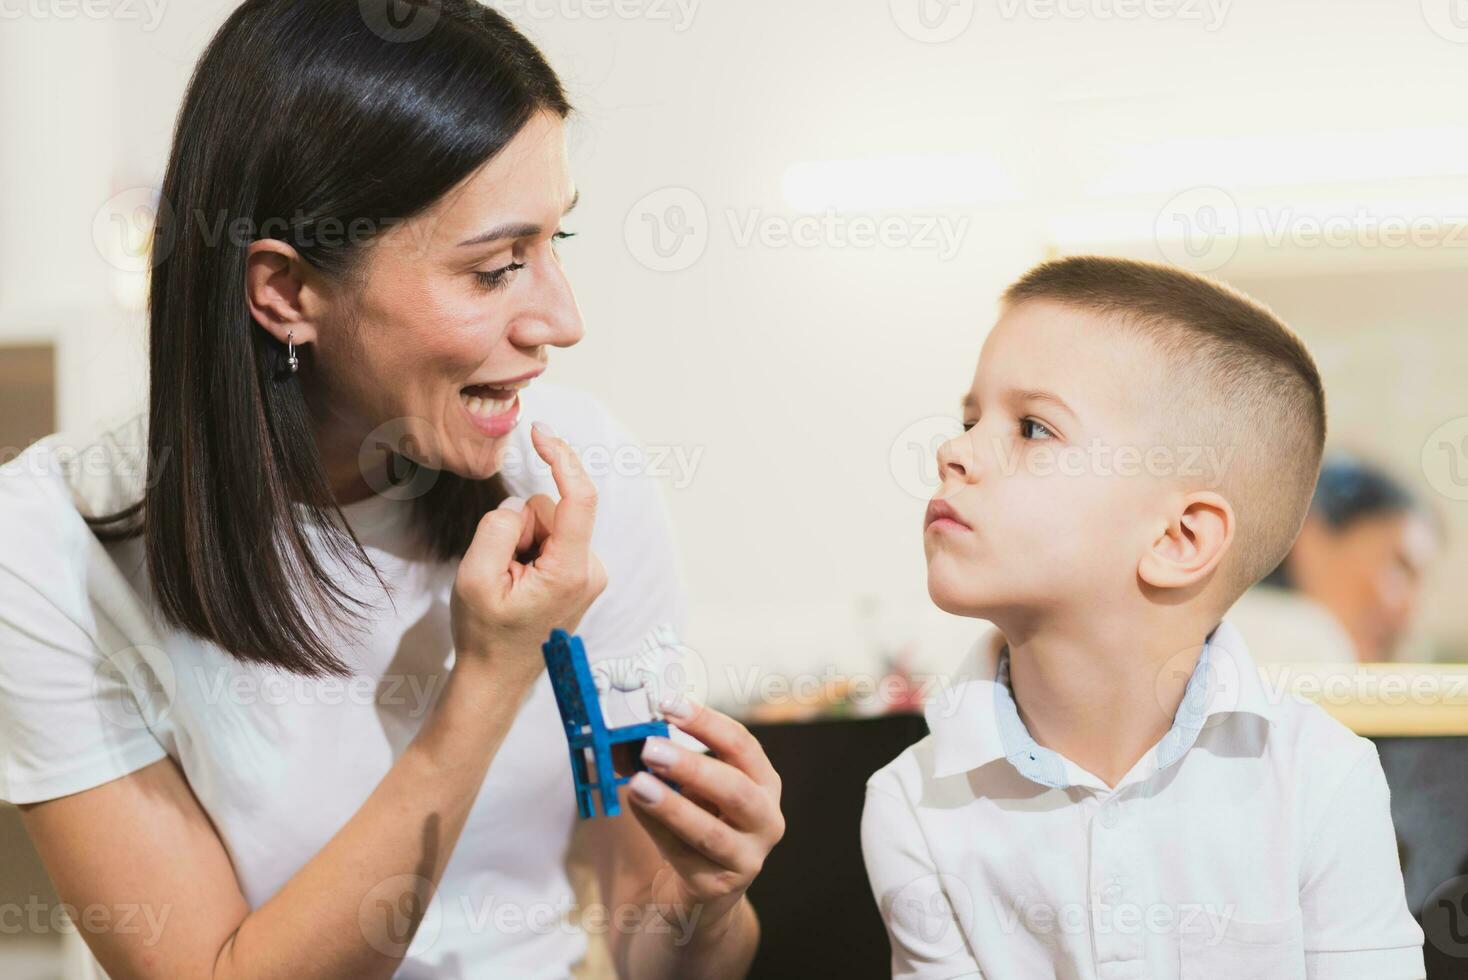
{"left": 5, "top": 0, "right": 1468, "bottom": 705}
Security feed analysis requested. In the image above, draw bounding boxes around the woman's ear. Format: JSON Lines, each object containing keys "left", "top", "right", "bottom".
{"left": 1139, "top": 490, "right": 1235, "bottom": 590}
{"left": 244, "top": 239, "right": 321, "bottom": 347}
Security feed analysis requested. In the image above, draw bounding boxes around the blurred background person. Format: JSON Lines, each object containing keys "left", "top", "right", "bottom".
{"left": 1232, "top": 454, "right": 1442, "bottom": 664}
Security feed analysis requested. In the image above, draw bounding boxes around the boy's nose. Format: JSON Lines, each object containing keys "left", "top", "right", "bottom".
{"left": 936, "top": 432, "right": 977, "bottom": 483}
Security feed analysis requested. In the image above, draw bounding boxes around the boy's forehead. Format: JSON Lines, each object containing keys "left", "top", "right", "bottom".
{"left": 968, "top": 300, "right": 1164, "bottom": 419}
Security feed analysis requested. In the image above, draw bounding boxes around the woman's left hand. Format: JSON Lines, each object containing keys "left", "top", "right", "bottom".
{"left": 629, "top": 697, "right": 785, "bottom": 929}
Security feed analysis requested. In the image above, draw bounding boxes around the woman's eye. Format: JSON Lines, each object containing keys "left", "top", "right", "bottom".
{"left": 1020, "top": 417, "right": 1055, "bottom": 440}
{"left": 473, "top": 261, "right": 525, "bottom": 291}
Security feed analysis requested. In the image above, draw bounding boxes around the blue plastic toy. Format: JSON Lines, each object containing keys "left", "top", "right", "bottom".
{"left": 542, "top": 628, "right": 678, "bottom": 818}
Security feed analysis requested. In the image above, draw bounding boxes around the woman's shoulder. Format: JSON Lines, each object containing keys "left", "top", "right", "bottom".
{"left": 1, "top": 406, "right": 149, "bottom": 520}
{"left": 0, "top": 408, "right": 148, "bottom": 597}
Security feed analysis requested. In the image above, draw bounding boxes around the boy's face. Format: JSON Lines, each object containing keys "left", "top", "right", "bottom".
{"left": 925, "top": 300, "right": 1180, "bottom": 621}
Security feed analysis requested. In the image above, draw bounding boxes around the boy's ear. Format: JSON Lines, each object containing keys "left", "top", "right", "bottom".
{"left": 1138, "top": 491, "right": 1234, "bottom": 591}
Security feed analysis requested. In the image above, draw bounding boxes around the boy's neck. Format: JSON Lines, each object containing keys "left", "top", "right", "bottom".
{"left": 997, "top": 607, "right": 1220, "bottom": 790}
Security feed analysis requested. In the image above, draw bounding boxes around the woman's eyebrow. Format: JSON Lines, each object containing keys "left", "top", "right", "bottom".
{"left": 456, "top": 190, "right": 580, "bottom": 247}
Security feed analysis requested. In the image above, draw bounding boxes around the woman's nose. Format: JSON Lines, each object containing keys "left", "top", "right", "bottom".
{"left": 508, "top": 259, "right": 584, "bottom": 349}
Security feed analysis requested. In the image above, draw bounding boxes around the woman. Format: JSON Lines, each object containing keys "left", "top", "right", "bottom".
{"left": 0, "top": 2, "right": 782, "bottom": 977}
{"left": 1235, "top": 453, "right": 1441, "bottom": 664}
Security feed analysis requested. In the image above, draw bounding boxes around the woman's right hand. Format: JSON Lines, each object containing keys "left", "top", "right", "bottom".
{"left": 450, "top": 421, "right": 608, "bottom": 677}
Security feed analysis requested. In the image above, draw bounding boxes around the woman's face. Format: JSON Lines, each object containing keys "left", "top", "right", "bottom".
{"left": 291, "top": 110, "right": 583, "bottom": 501}
{"left": 1291, "top": 509, "right": 1439, "bottom": 661}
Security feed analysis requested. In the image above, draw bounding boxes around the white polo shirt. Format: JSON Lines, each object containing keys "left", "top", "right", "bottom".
{"left": 861, "top": 619, "right": 1425, "bottom": 980}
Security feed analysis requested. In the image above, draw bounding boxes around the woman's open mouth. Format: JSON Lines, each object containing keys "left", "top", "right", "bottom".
{"left": 459, "top": 377, "right": 533, "bottom": 437}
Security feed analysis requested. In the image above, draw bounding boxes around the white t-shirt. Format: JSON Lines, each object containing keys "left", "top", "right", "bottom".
{"left": 861, "top": 619, "right": 1426, "bottom": 980}
{"left": 0, "top": 382, "right": 695, "bottom": 978}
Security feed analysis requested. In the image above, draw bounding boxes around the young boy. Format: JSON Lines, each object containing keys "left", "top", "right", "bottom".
{"left": 862, "top": 256, "right": 1425, "bottom": 979}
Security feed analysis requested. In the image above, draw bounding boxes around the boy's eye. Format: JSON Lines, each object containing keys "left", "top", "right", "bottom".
{"left": 1020, "top": 417, "right": 1055, "bottom": 440}
{"left": 962, "top": 420, "right": 977, "bottom": 433}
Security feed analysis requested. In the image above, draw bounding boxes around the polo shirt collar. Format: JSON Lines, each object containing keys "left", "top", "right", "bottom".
{"left": 924, "top": 617, "right": 1276, "bottom": 785}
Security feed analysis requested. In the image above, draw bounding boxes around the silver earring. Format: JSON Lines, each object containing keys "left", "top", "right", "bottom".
{"left": 286, "top": 331, "right": 299, "bottom": 373}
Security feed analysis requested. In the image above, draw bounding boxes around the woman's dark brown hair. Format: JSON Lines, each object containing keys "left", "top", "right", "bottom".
{"left": 85, "top": 0, "right": 571, "bottom": 677}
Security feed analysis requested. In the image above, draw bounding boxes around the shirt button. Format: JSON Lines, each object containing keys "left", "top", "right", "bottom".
{"left": 1099, "top": 800, "right": 1120, "bottom": 828}
{"left": 1103, "top": 883, "right": 1123, "bottom": 902}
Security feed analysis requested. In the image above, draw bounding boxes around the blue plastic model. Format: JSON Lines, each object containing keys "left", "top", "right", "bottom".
{"left": 542, "top": 628, "right": 677, "bottom": 818}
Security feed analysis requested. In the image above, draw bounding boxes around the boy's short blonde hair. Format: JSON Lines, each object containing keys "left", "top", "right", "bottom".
{"left": 1001, "top": 255, "right": 1327, "bottom": 605}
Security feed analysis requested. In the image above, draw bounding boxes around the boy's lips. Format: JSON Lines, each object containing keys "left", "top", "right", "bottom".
{"left": 924, "top": 498, "right": 972, "bottom": 532}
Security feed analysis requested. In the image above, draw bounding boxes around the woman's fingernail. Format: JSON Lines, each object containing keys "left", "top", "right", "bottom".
{"left": 658, "top": 695, "right": 694, "bottom": 720}
{"left": 630, "top": 771, "right": 664, "bottom": 804}
{"left": 531, "top": 421, "right": 556, "bottom": 438}
{"left": 641, "top": 736, "right": 675, "bottom": 767}
{"left": 497, "top": 495, "right": 526, "bottom": 512}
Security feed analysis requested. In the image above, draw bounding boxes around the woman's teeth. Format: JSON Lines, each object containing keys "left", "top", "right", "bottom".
{"left": 460, "top": 390, "right": 517, "bottom": 418}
